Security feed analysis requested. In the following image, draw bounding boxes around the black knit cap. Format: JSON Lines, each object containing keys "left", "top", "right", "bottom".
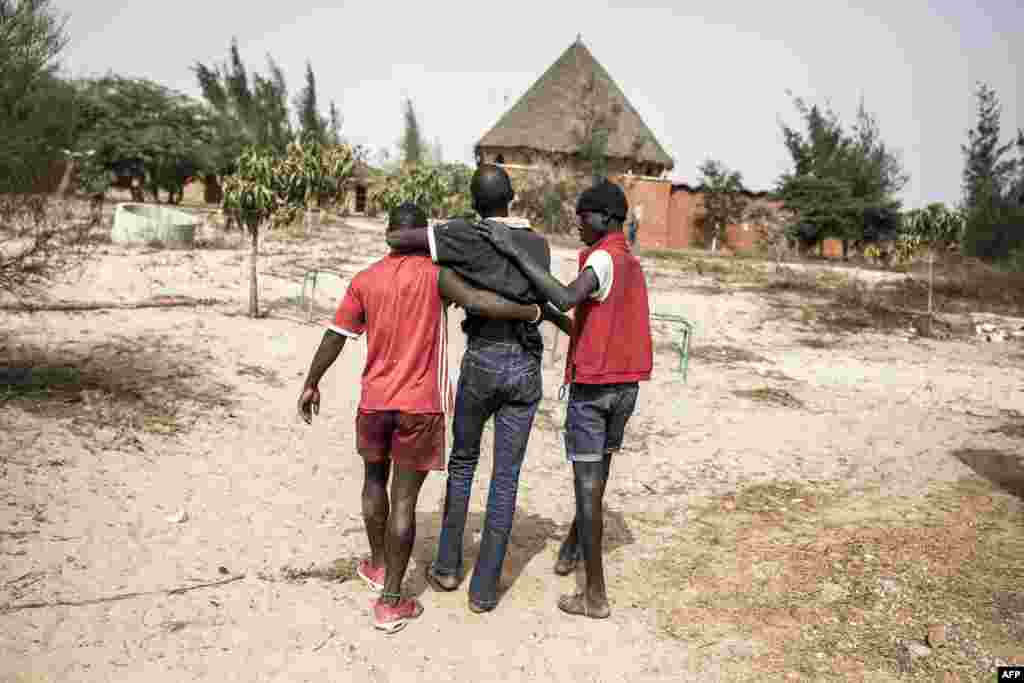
{"left": 576, "top": 179, "right": 628, "bottom": 221}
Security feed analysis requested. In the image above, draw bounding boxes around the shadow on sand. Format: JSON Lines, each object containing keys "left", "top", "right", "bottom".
{"left": 403, "top": 506, "right": 637, "bottom": 602}
{"left": 952, "top": 447, "right": 1024, "bottom": 499}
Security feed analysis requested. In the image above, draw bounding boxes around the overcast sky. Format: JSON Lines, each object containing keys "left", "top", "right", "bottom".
{"left": 57, "top": 0, "right": 1020, "bottom": 209}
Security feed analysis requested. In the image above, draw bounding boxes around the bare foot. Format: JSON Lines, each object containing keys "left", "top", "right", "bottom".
{"left": 557, "top": 593, "right": 610, "bottom": 619}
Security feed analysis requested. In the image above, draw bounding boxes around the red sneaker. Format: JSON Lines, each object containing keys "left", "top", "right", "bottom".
{"left": 373, "top": 597, "right": 423, "bottom": 634}
{"left": 357, "top": 559, "right": 385, "bottom": 592}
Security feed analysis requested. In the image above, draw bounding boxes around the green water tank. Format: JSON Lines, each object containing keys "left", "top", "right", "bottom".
{"left": 111, "top": 203, "right": 198, "bottom": 244}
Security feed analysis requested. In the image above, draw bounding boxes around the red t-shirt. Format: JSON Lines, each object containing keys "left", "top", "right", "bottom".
{"left": 329, "top": 254, "right": 452, "bottom": 414}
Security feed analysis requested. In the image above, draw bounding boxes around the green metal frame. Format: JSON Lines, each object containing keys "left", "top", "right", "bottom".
{"left": 300, "top": 269, "right": 347, "bottom": 322}
{"left": 300, "top": 270, "right": 695, "bottom": 382}
{"left": 650, "top": 313, "right": 694, "bottom": 382}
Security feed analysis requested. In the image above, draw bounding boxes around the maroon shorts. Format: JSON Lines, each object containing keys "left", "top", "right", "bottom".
{"left": 355, "top": 410, "right": 445, "bottom": 471}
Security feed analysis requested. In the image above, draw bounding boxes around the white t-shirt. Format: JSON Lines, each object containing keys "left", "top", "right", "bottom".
{"left": 583, "top": 250, "right": 613, "bottom": 302}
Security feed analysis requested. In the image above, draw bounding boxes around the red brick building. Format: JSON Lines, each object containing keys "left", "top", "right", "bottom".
{"left": 616, "top": 179, "right": 785, "bottom": 253}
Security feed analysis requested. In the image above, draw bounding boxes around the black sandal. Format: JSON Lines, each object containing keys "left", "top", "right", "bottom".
{"left": 424, "top": 565, "right": 459, "bottom": 592}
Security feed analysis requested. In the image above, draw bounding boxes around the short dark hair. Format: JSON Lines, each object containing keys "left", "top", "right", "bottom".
{"left": 576, "top": 179, "right": 628, "bottom": 222}
{"left": 471, "top": 164, "right": 514, "bottom": 214}
{"left": 388, "top": 201, "right": 428, "bottom": 229}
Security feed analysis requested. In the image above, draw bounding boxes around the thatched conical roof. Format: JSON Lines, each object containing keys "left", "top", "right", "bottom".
{"left": 476, "top": 38, "right": 673, "bottom": 171}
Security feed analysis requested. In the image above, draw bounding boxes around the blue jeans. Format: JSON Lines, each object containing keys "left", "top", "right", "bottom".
{"left": 432, "top": 337, "right": 542, "bottom": 608}
{"left": 564, "top": 382, "right": 640, "bottom": 462}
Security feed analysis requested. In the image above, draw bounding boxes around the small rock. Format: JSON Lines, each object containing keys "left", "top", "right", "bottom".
{"left": 927, "top": 623, "right": 947, "bottom": 648}
{"left": 878, "top": 577, "right": 900, "bottom": 595}
{"left": 907, "top": 641, "right": 932, "bottom": 658}
{"left": 166, "top": 508, "right": 189, "bottom": 523}
{"left": 896, "top": 639, "right": 932, "bottom": 673}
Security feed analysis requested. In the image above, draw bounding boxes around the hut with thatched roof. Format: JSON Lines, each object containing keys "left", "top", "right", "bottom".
{"left": 475, "top": 37, "right": 674, "bottom": 180}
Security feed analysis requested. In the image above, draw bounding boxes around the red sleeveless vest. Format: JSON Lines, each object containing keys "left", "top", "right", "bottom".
{"left": 564, "top": 232, "right": 653, "bottom": 385}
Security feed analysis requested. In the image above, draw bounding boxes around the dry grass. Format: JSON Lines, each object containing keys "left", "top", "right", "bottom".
{"left": 626, "top": 478, "right": 1024, "bottom": 681}
{"left": 733, "top": 386, "right": 805, "bottom": 409}
{"left": 644, "top": 248, "right": 1024, "bottom": 339}
{"left": 275, "top": 556, "right": 360, "bottom": 584}
{"left": 798, "top": 337, "right": 839, "bottom": 350}
{"left": 756, "top": 258, "right": 1024, "bottom": 337}
{"left": 690, "top": 345, "right": 768, "bottom": 366}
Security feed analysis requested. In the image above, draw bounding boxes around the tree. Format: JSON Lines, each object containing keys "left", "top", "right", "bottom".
{"left": 960, "top": 83, "right": 1024, "bottom": 265}
{"left": 434, "top": 162, "right": 474, "bottom": 219}
{"left": 747, "top": 202, "right": 796, "bottom": 268}
{"left": 961, "top": 82, "right": 1019, "bottom": 212}
{"left": 328, "top": 100, "right": 342, "bottom": 145}
{"left": 222, "top": 139, "right": 356, "bottom": 317}
{"left": 573, "top": 75, "right": 622, "bottom": 182}
{"left": 900, "top": 204, "right": 966, "bottom": 323}
{"left": 372, "top": 163, "right": 450, "bottom": 219}
{"left": 193, "top": 39, "right": 294, "bottom": 164}
{"left": 697, "top": 160, "right": 750, "bottom": 252}
{"left": 0, "top": 0, "right": 78, "bottom": 194}
{"left": 295, "top": 61, "right": 329, "bottom": 145}
{"left": 399, "top": 98, "right": 424, "bottom": 166}
{"left": 74, "top": 75, "right": 214, "bottom": 204}
{"left": 776, "top": 94, "right": 907, "bottom": 256}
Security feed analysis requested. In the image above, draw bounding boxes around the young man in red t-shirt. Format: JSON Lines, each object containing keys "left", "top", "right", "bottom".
{"left": 475, "top": 180, "right": 653, "bottom": 619}
{"left": 297, "top": 202, "right": 543, "bottom": 633}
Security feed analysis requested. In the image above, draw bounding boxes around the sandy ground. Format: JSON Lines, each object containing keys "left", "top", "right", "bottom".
{"left": 1, "top": 216, "right": 1022, "bottom": 682}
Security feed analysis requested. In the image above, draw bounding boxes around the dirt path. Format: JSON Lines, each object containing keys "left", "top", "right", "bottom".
{"left": 1, "top": 217, "right": 1022, "bottom": 682}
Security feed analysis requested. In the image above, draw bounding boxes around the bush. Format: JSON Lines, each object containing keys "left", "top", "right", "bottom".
{"left": 962, "top": 205, "right": 1024, "bottom": 264}
{"left": 513, "top": 171, "right": 586, "bottom": 235}
{"left": 0, "top": 196, "right": 99, "bottom": 298}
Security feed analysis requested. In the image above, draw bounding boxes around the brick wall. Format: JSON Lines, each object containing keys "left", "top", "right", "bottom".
{"left": 664, "top": 189, "right": 784, "bottom": 253}
{"left": 820, "top": 238, "right": 844, "bottom": 259}
{"left": 615, "top": 176, "right": 672, "bottom": 249}
{"left": 667, "top": 190, "right": 698, "bottom": 248}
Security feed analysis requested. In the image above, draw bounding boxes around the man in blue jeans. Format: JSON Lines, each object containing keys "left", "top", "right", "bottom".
{"left": 476, "top": 179, "right": 653, "bottom": 619}
{"left": 386, "top": 164, "right": 554, "bottom": 612}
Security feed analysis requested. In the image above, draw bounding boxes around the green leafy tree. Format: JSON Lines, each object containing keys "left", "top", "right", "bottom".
{"left": 900, "top": 204, "right": 966, "bottom": 319}
{"left": 222, "top": 138, "right": 356, "bottom": 317}
{"left": 193, "top": 39, "right": 294, "bottom": 164}
{"left": 372, "top": 163, "right": 447, "bottom": 218}
{"left": 0, "top": 0, "right": 79, "bottom": 193}
{"left": 697, "top": 159, "right": 749, "bottom": 252}
{"left": 328, "top": 100, "right": 342, "bottom": 145}
{"left": 74, "top": 75, "right": 214, "bottom": 204}
{"left": 434, "top": 162, "right": 474, "bottom": 218}
{"left": 295, "top": 61, "right": 330, "bottom": 145}
{"left": 776, "top": 95, "right": 907, "bottom": 256}
{"left": 961, "top": 82, "right": 1019, "bottom": 211}
{"left": 960, "top": 83, "right": 1024, "bottom": 264}
{"left": 399, "top": 98, "right": 424, "bottom": 166}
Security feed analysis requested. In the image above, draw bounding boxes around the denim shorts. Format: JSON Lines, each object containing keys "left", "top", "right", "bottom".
{"left": 564, "top": 382, "right": 640, "bottom": 463}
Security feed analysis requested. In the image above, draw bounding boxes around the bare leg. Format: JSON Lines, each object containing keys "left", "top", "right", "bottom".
{"left": 362, "top": 461, "right": 391, "bottom": 569}
{"left": 555, "top": 454, "right": 611, "bottom": 575}
{"left": 380, "top": 465, "right": 429, "bottom": 606}
{"left": 559, "top": 455, "right": 612, "bottom": 618}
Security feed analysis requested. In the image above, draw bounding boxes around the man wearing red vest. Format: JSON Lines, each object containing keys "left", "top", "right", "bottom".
{"left": 475, "top": 179, "right": 653, "bottom": 619}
